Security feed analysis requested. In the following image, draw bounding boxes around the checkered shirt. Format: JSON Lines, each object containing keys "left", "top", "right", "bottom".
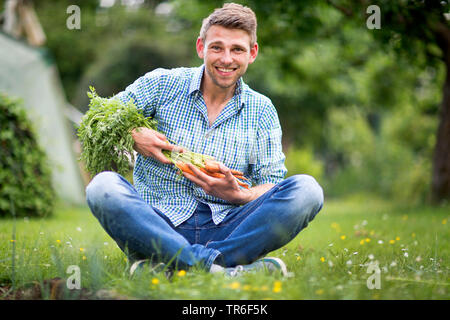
{"left": 116, "top": 65, "right": 287, "bottom": 226}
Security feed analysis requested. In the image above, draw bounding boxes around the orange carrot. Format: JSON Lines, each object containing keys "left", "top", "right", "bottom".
{"left": 236, "top": 180, "right": 249, "bottom": 189}
{"left": 233, "top": 175, "right": 248, "bottom": 181}
{"left": 204, "top": 159, "right": 244, "bottom": 176}
{"left": 176, "top": 162, "right": 195, "bottom": 176}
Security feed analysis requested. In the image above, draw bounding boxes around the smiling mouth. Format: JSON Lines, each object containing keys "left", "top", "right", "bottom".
{"left": 215, "top": 66, "right": 237, "bottom": 75}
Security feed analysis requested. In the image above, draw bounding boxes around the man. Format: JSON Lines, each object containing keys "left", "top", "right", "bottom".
{"left": 86, "top": 3, "right": 323, "bottom": 277}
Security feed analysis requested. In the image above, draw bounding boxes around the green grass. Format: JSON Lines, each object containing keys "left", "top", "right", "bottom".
{"left": 0, "top": 194, "right": 448, "bottom": 300}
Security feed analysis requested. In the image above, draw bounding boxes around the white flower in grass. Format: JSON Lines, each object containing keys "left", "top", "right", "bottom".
{"left": 390, "top": 261, "right": 397, "bottom": 267}
{"left": 344, "top": 248, "right": 348, "bottom": 252}
{"left": 353, "top": 251, "right": 358, "bottom": 255}
{"left": 368, "top": 254, "right": 374, "bottom": 260}
{"left": 404, "top": 252, "right": 409, "bottom": 258}
{"left": 328, "top": 260, "right": 334, "bottom": 267}
{"left": 378, "top": 240, "right": 383, "bottom": 244}
{"left": 415, "top": 256, "right": 422, "bottom": 262}
{"left": 76, "top": 227, "right": 82, "bottom": 232}
{"left": 104, "top": 242, "right": 109, "bottom": 246}
{"left": 328, "top": 243, "right": 334, "bottom": 247}
{"left": 336, "top": 285, "right": 344, "bottom": 291}
{"left": 346, "top": 260, "right": 352, "bottom": 266}
{"left": 362, "top": 220, "right": 368, "bottom": 226}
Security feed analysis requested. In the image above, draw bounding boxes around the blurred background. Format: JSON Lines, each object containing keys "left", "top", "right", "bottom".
{"left": 1, "top": 0, "right": 449, "bottom": 213}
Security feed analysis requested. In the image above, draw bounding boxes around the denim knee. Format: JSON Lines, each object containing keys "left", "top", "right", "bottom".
{"left": 85, "top": 171, "right": 125, "bottom": 215}
{"left": 283, "top": 174, "right": 324, "bottom": 219}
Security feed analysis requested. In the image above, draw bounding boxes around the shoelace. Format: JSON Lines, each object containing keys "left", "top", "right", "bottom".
{"left": 229, "top": 265, "right": 244, "bottom": 277}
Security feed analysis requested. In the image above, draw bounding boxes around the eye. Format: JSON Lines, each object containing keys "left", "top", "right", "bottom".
{"left": 211, "top": 45, "right": 221, "bottom": 51}
{"left": 233, "top": 47, "right": 245, "bottom": 52}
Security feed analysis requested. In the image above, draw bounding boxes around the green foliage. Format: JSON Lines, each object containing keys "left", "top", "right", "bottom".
{"left": 285, "top": 147, "right": 324, "bottom": 183}
{"left": 324, "top": 104, "right": 437, "bottom": 204}
{"left": 0, "top": 93, "right": 55, "bottom": 218}
{"left": 77, "top": 87, "right": 157, "bottom": 177}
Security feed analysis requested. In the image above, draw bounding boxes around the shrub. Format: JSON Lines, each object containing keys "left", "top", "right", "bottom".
{"left": 285, "top": 146, "right": 324, "bottom": 183}
{"left": 0, "top": 93, "right": 55, "bottom": 217}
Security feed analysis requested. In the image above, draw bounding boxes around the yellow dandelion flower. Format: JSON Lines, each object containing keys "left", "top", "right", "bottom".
{"left": 229, "top": 282, "right": 240, "bottom": 290}
{"left": 411, "top": 233, "right": 416, "bottom": 238}
{"left": 365, "top": 238, "right": 371, "bottom": 243}
{"left": 243, "top": 285, "right": 251, "bottom": 291}
{"left": 369, "top": 230, "right": 375, "bottom": 236}
{"left": 395, "top": 236, "right": 400, "bottom": 241}
{"left": 273, "top": 286, "right": 282, "bottom": 293}
{"left": 272, "top": 281, "right": 282, "bottom": 293}
{"left": 315, "top": 289, "right": 324, "bottom": 295}
{"left": 177, "top": 270, "right": 186, "bottom": 277}
{"left": 10, "top": 239, "right": 16, "bottom": 243}
{"left": 340, "top": 235, "right": 346, "bottom": 240}
{"left": 389, "top": 240, "right": 395, "bottom": 244}
{"left": 296, "top": 256, "right": 301, "bottom": 261}
{"left": 360, "top": 239, "right": 365, "bottom": 245}
{"left": 79, "top": 247, "right": 84, "bottom": 252}
{"left": 442, "top": 219, "right": 447, "bottom": 225}
{"left": 82, "top": 255, "right": 87, "bottom": 260}
{"left": 56, "top": 239, "right": 61, "bottom": 244}
{"left": 260, "top": 285, "right": 268, "bottom": 291}
{"left": 151, "top": 278, "right": 159, "bottom": 285}
{"left": 320, "top": 257, "right": 325, "bottom": 262}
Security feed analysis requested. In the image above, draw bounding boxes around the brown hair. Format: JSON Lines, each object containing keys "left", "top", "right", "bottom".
{"left": 199, "top": 3, "right": 257, "bottom": 46}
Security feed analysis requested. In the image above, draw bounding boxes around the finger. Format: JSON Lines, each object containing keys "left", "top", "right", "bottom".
{"left": 152, "top": 150, "right": 172, "bottom": 164}
{"left": 187, "top": 163, "right": 213, "bottom": 182}
{"left": 153, "top": 130, "right": 167, "bottom": 141}
{"left": 218, "top": 163, "right": 235, "bottom": 181}
{"left": 182, "top": 170, "right": 207, "bottom": 189}
{"left": 157, "top": 140, "right": 184, "bottom": 153}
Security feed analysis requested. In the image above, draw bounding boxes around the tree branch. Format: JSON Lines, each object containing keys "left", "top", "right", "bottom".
{"left": 325, "top": 0, "right": 353, "bottom": 17}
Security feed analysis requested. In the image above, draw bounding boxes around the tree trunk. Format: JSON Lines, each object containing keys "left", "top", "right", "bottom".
{"left": 432, "top": 24, "right": 450, "bottom": 202}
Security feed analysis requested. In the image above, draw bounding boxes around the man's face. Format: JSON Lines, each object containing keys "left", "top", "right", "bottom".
{"left": 196, "top": 25, "right": 258, "bottom": 90}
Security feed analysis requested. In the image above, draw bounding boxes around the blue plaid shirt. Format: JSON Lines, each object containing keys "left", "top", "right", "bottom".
{"left": 117, "top": 65, "right": 287, "bottom": 226}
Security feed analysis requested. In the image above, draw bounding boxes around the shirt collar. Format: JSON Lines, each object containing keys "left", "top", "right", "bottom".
{"left": 189, "top": 64, "right": 244, "bottom": 99}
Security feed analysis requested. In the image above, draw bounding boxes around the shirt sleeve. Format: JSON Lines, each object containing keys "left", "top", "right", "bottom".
{"left": 114, "top": 68, "right": 166, "bottom": 118}
{"left": 250, "top": 103, "right": 288, "bottom": 186}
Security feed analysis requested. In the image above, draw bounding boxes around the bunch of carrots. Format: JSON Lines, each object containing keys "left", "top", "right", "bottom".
{"left": 162, "top": 148, "right": 249, "bottom": 189}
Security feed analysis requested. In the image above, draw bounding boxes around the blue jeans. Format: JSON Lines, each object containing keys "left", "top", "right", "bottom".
{"left": 86, "top": 172, "right": 324, "bottom": 270}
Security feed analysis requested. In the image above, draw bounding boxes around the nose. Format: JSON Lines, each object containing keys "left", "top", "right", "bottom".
{"left": 220, "top": 49, "right": 233, "bottom": 65}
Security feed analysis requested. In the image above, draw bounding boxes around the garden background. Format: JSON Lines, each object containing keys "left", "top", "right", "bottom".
{"left": 0, "top": 0, "right": 448, "bottom": 300}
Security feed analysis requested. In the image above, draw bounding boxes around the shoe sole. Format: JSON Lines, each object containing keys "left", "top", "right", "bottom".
{"left": 261, "top": 257, "right": 290, "bottom": 277}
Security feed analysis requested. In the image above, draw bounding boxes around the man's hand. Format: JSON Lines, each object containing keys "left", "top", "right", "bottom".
{"left": 131, "top": 127, "right": 184, "bottom": 165}
{"left": 182, "top": 162, "right": 253, "bottom": 205}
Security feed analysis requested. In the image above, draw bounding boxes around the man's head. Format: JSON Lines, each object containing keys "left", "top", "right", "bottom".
{"left": 197, "top": 3, "right": 258, "bottom": 90}
{"left": 199, "top": 3, "right": 257, "bottom": 47}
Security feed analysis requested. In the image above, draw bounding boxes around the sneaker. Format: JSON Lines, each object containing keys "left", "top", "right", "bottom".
{"left": 129, "top": 259, "right": 172, "bottom": 278}
{"left": 210, "top": 257, "right": 292, "bottom": 277}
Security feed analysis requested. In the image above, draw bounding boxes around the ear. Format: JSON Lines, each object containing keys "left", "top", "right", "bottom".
{"left": 196, "top": 37, "right": 205, "bottom": 59}
{"left": 248, "top": 42, "right": 258, "bottom": 64}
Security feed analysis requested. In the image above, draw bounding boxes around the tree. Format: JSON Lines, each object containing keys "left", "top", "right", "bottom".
{"left": 321, "top": 0, "right": 450, "bottom": 202}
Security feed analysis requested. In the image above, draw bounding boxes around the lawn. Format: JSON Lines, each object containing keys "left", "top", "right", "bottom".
{"left": 0, "top": 194, "right": 448, "bottom": 300}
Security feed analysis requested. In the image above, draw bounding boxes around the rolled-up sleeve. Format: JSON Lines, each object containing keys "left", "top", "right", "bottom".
{"left": 250, "top": 103, "right": 287, "bottom": 186}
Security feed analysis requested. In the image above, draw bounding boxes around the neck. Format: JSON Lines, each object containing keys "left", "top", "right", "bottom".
{"left": 201, "top": 73, "right": 236, "bottom": 104}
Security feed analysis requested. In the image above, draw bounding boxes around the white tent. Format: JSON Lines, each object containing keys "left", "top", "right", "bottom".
{"left": 0, "top": 32, "right": 86, "bottom": 205}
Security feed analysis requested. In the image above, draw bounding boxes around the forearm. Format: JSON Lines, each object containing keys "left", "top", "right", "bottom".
{"left": 235, "top": 183, "right": 275, "bottom": 205}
